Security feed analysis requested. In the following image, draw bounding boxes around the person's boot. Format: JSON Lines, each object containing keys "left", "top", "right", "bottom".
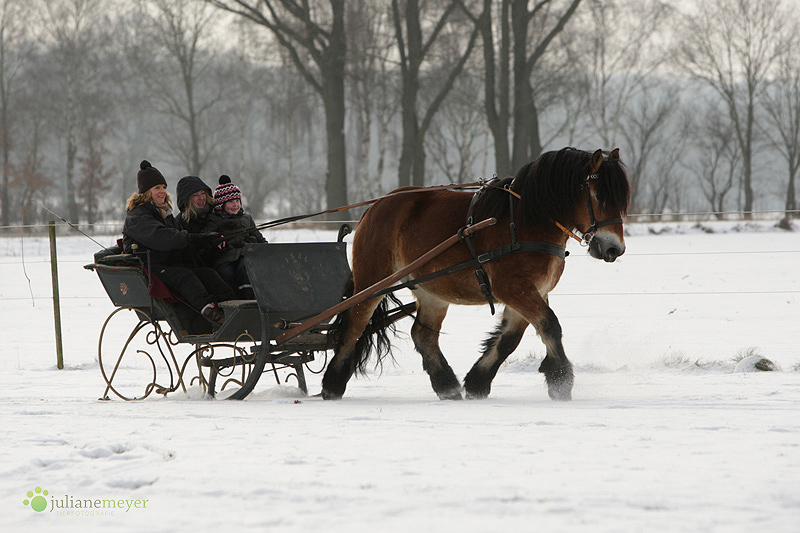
{"left": 238, "top": 285, "right": 256, "bottom": 300}
{"left": 201, "top": 302, "right": 225, "bottom": 326}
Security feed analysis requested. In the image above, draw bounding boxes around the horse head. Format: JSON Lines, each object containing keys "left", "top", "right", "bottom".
{"left": 580, "top": 148, "right": 629, "bottom": 262}
{"left": 509, "top": 147, "right": 630, "bottom": 263}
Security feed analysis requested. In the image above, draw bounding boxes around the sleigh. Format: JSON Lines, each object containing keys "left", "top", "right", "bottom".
{"left": 86, "top": 231, "right": 356, "bottom": 400}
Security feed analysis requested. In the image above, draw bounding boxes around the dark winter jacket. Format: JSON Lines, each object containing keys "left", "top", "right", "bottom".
{"left": 177, "top": 206, "right": 212, "bottom": 234}
{"left": 202, "top": 209, "right": 266, "bottom": 267}
{"left": 122, "top": 202, "right": 193, "bottom": 267}
{"left": 176, "top": 176, "right": 214, "bottom": 233}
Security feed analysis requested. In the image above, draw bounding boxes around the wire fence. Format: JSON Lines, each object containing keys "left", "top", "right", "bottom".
{"left": 0, "top": 219, "right": 362, "bottom": 237}
{"left": 2, "top": 207, "right": 799, "bottom": 235}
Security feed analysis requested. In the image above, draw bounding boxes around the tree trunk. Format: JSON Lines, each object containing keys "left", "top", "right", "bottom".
{"left": 397, "top": 83, "right": 418, "bottom": 188}
{"left": 479, "top": 0, "right": 511, "bottom": 177}
{"left": 66, "top": 135, "right": 78, "bottom": 223}
{"left": 511, "top": 0, "right": 531, "bottom": 171}
{"left": 742, "top": 97, "right": 754, "bottom": 217}
{"left": 1, "top": 100, "right": 8, "bottom": 227}
{"left": 786, "top": 165, "right": 797, "bottom": 217}
{"left": 396, "top": 0, "right": 422, "bottom": 188}
{"left": 324, "top": 0, "right": 348, "bottom": 214}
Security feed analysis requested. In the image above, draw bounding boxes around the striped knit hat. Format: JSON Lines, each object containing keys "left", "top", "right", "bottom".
{"left": 214, "top": 175, "right": 241, "bottom": 210}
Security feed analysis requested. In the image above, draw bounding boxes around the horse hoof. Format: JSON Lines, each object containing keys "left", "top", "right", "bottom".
{"left": 321, "top": 389, "right": 343, "bottom": 401}
{"left": 437, "top": 389, "right": 463, "bottom": 401}
{"left": 464, "top": 390, "right": 489, "bottom": 400}
{"left": 547, "top": 385, "right": 572, "bottom": 401}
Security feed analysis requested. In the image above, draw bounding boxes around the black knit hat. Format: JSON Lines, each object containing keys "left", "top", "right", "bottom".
{"left": 137, "top": 160, "right": 167, "bottom": 194}
{"left": 214, "top": 175, "right": 242, "bottom": 210}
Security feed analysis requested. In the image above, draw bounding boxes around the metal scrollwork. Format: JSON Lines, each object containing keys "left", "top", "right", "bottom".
{"left": 98, "top": 307, "right": 186, "bottom": 401}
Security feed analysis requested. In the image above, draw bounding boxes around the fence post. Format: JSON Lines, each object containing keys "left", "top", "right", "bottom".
{"left": 49, "top": 221, "right": 64, "bottom": 369}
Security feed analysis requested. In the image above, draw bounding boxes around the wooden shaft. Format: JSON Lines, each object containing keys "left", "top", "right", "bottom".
{"left": 275, "top": 217, "right": 497, "bottom": 345}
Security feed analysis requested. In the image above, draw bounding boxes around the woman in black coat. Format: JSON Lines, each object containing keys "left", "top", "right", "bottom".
{"left": 122, "top": 161, "right": 235, "bottom": 326}
{"left": 176, "top": 175, "right": 215, "bottom": 266}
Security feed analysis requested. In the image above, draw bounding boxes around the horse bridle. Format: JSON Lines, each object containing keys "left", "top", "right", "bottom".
{"left": 554, "top": 173, "right": 623, "bottom": 246}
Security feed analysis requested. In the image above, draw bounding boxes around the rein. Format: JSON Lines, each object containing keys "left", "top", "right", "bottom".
{"left": 253, "top": 181, "right": 485, "bottom": 232}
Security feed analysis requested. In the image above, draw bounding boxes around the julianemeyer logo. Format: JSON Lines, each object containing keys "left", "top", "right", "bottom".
{"left": 22, "top": 484, "right": 150, "bottom": 516}
{"left": 23, "top": 486, "right": 48, "bottom": 512}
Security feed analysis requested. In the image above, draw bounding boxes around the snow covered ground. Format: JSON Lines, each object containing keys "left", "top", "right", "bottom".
{"left": 1, "top": 221, "right": 799, "bottom": 532}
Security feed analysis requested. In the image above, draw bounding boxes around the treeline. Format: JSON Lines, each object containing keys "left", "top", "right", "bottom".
{"left": 1, "top": 0, "right": 799, "bottom": 228}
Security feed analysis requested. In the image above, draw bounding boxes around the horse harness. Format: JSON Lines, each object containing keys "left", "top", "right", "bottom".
{"left": 459, "top": 181, "right": 566, "bottom": 314}
{"left": 554, "top": 173, "right": 624, "bottom": 246}
{"left": 459, "top": 172, "right": 623, "bottom": 314}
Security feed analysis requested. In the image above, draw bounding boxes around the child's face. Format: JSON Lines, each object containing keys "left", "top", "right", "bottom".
{"left": 223, "top": 198, "right": 241, "bottom": 215}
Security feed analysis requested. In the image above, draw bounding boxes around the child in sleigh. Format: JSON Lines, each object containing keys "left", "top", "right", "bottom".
{"left": 202, "top": 175, "right": 267, "bottom": 299}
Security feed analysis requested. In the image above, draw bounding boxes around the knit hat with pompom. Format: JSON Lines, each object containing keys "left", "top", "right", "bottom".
{"left": 137, "top": 160, "right": 167, "bottom": 194}
{"left": 214, "top": 175, "right": 242, "bottom": 210}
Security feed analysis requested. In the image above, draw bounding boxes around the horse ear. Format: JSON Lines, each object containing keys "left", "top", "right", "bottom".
{"left": 610, "top": 148, "right": 621, "bottom": 161}
{"left": 590, "top": 149, "right": 604, "bottom": 174}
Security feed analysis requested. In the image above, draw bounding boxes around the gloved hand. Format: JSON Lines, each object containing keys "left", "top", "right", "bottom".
{"left": 188, "top": 232, "right": 226, "bottom": 249}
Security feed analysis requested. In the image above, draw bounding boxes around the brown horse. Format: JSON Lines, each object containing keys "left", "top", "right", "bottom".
{"left": 322, "top": 147, "right": 630, "bottom": 401}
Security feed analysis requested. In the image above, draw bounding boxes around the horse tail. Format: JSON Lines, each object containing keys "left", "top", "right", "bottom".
{"left": 328, "top": 273, "right": 404, "bottom": 375}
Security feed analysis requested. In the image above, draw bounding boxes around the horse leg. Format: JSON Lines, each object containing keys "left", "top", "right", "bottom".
{"left": 535, "top": 294, "right": 574, "bottom": 400}
{"left": 410, "top": 292, "right": 462, "bottom": 400}
{"left": 496, "top": 291, "right": 573, "bottom": 400}
{"left": 320, "top": 298, "right": 381, "bottom": 400}
{"left": 463, "top": 307, "right": 529, "bottom": 399}
{"left": 535, "top": 302, "right": 573, "bottom": 401}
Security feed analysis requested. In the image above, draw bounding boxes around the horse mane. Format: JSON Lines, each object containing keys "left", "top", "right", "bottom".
{"left": 472, "top": 147, "right": 629, "bottom": 226}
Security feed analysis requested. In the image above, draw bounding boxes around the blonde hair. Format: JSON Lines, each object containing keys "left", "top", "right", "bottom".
{"left": 181, "top": 191, "right": 214, "bottom": 222}
{"left": 126, "top": 189, "right": 173, "bottom": 211}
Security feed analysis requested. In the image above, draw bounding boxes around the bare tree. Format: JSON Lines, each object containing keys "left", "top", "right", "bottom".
{"left": 760, "top": 28, "right": 800, "bottom": 220}
{"left": 105, "top": 7, "right": 154, "bottom": 209}
{"left": 392, "top": 0, "right": 484, "bottom": 187}
{"left": 510, "top": 0, "right": 581, "bottom": 169}
{"left": 676, "top": 0, "right": 788, "bottom": 216}
{"left": 77, "top": 136, "right": 114, "bottom": 226}
{"left": 684, "top": 102, "right": 741, "bottom": 217}
{"left": 619, "top": 79, "right": 683, "bottom": 212}
{"left": 37, "top": 0, "right": 108, "bottom": 223}
{"left": 135, "top": 0, "right": 226, "bottom": 176}
{"left": 11, "top": 53, "right": 49, "bottom": 225}
{"left": 471, "top": 0, "right": 581, "bottom": 177}
{"left": 207, "top": 0, "right": 348, "bottom": 213}
{"left": 345, "top": 0, "right": 398, "bottom": 200}
{"left": 575, "top": 0, "right": 673, "bottom": 148}
{"left": 427, "top": 71, "right": 486, "bottom": 183}
{"left": 0, "top": 0, "right": 30, "bottom": 227}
